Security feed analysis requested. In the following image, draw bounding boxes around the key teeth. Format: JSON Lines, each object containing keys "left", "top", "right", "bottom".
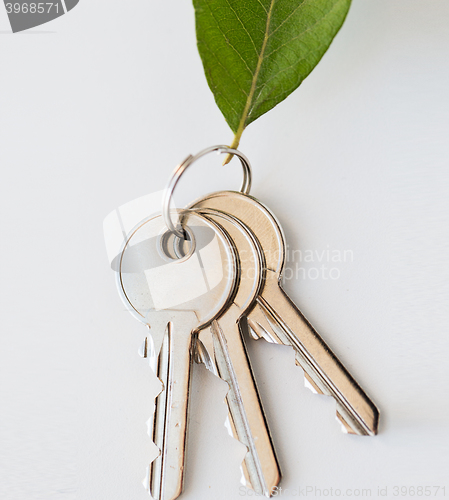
{"left": 143, "top": 466, "right": 151, "bottom": 496}
{"left": 140, "top": 338, "right": 168, "bottom": 500}
{"left": 247, "top": 323, "right": 261, "bottom": 341}
{"left": 221, "top": 399, "right": 274, "bottom": 498}
{"left": 210, "top": 321, "right": 280, "bottom": 498}
{"left": 143, "top": 464, "right": 164, "bottom": 500}
{"left": 139, "top": 338, "right": 148, "bottom": 358}
{"left": 144, "top": 389, "right": 164, "bottom": 464}
{"left": 195, "top": 324, "right": 279, "bottom": 497}
{"left": 300, "top": 358, "right": 359, "bottom": 435}
{"left": 264, "top": 311, "right": 379, "bottom": 436}
{"left": 336, "top": 416, "right": 349, "bottom": 434}
{"left": 301, "top": 359, "right": 359, "bottom": 434}
{"left": 246, "top": 302, "right": 289, "bottom": 345}
{"left": 193, "top": 337, "right": 219, "bottom": 376}
{"left": 303, "top": 376, "right": 319, "bottom": 395}
{"left": 295, "top": 344, "right": 380, "bottom": 436}
{"left": 246, "top": 316, "right": 275, "bottom": 344}
{"left": 252, "top": 308, "right": 361, "bottom": 435}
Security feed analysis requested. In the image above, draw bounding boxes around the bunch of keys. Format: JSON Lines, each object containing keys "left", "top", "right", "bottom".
{"left": 111, "top": 146, "right": 379, "bottom": 500}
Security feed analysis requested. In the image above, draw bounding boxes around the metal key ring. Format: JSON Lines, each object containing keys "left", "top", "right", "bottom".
{"left": 162, "top": 145, "right": 252, "bottom": 238}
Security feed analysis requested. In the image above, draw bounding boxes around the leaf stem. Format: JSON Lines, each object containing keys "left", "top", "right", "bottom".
{"left": 222, "top": 128, "right": 244, "bottom": 165}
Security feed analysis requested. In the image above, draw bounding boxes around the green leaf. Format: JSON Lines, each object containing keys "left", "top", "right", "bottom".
{"left": 193, "top": 0, "right": 352, "bottom": 147}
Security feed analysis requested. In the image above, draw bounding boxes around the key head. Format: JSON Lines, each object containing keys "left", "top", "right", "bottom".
{"left": 117, "top": 211, "right": 237, "bottom": 328}
{"left": 189, "top": 191, "right": 286, "bottom": 275}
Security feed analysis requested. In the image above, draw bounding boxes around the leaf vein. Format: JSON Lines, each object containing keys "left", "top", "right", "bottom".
{"left": 263, "top": 1, "right": 345, "bottom": 63}
{"left": 203, "top": 0, "right": 259, "bottom": 76}
{"left": 220, "top": 0, "right": 261, "bottom": 56}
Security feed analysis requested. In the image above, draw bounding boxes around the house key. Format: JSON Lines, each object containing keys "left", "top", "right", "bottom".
{"left": 189, "top": 190, "right": 380, "bottom": 436}
{"left": 117, "top": 211, "right": 237, "bottom": 500}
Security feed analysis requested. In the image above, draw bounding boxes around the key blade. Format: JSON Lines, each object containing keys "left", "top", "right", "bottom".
{"left": 144, "top": 311, "right": 197, "bottom": 500}
{"left": 249, "top": 273, "right": 379, "bottom": 436}
{"left": 198, "top": 313, "right": 281, "bottom": 497}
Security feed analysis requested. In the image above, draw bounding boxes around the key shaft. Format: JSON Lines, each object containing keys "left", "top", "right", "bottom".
{"left": 198, "top": 309, "right": 280, "bottom": 496}
{"left": 193, "top": 209, "right": 280, "bottom": 496}
{"left": 146, "top": 312, "right": 197, "bottom": 500}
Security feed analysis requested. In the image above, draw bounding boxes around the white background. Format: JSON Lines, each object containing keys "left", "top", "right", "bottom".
{"left": 1, "top": 1, "right": 448, "bottom": 499}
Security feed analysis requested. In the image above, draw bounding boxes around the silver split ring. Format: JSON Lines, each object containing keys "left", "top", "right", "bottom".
{"left": 162, "top": 145, "right": 252, "bottom": 238}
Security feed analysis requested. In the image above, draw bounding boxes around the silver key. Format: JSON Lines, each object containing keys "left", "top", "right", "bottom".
{"left": 191, "top": 208, "right": 281, "bottom": 496}
{"left": 117, "top": 211, "right": 237, "bottom": 500}
{"left": 190, "top": 192, "right": 379, "bottom": 436}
